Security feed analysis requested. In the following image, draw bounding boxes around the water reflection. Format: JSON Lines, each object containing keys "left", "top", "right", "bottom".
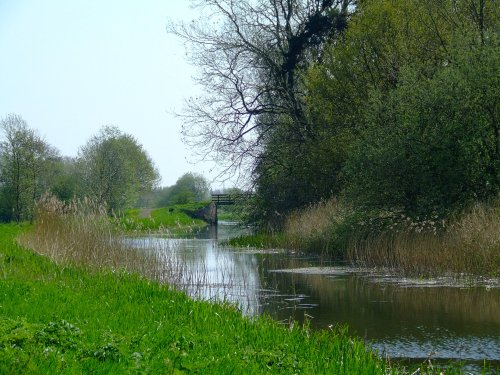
{"left": 127, "top": 223, "right": 500, "bottom": 370}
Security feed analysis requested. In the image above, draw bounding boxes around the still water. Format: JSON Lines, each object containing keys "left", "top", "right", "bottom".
{"left": 129, "top": 223, "right": 500, "bottom": 371}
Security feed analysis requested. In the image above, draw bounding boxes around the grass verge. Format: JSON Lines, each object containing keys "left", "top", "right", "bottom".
{"left": 0, "top": 223, "right": 395, "bottom": 374}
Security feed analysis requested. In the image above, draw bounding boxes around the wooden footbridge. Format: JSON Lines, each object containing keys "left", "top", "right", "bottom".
{"left": 208, "top": 193, "right": 253, "bottom": 223}
{"left": 211, "top": 193, "right": 253, "bottom": 206}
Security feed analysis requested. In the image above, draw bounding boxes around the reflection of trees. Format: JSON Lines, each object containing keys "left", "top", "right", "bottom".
{"left": 262, "top": 271, "right": 500, "bottom": 340}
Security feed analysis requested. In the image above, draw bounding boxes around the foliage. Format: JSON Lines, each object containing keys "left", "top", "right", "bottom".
{"left": 144, "top": 172, "right": 211, "bottom": 208}
{"left": 0, "top": 114, "right": 59, "bottom": 222}
{"left": 248, "top": 0, "right": 500, "bottom": 228}
{"left": 77, "top": 126, "right": 160, "bottom": 213}
{"left": 165, "top": 172, "right": 210, "bottom": 205}
{"left": 48, "top": 157, "right": 80, "bottom": 203}
{"left": 345, "top": 35, "right": 500, "bottom": 217}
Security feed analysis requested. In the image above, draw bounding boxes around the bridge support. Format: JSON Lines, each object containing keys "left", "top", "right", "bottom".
{"left": 209, "top": 193, "right": 253, "bottom": 224}
{"left": 209, "top": 202, "right": 217, "bottom": 225}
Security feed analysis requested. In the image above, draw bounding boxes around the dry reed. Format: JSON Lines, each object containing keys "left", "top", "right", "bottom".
{"left": 347, "top": 202, "right": 500, "bottom": 277}
{"left": 18, "top": 195, "right": 256, "bottom": 311}
{"left": 18, "top": 194, "right": 157, "bottom": 277}
{"left": 284, "top": 197, "right": 499, "bottom": 277}
{"left": 284, "top": 198, "right": 350, "bottom": 253}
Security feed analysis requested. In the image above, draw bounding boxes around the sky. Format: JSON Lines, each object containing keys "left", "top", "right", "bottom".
{"left": 0, "top": 0, "right": 228, "bottom": 188}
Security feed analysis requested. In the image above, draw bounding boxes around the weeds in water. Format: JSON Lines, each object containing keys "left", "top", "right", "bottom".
{"left": 346, "top": 202, "right": 500, "bottom": 277}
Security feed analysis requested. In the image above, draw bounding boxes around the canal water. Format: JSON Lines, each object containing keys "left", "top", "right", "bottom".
{"left": 129, "top": 222, "right": 500, "bottom": 372}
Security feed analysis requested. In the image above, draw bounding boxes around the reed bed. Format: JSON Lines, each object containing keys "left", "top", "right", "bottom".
{"left": 18, "top": 195, "right": 158, "bottom": 277}
{"left": 347, "top": 202, "right": 500, "bottom": 277}
{"left": 284, "top": 198, "right": 350, "bottom": 255}
{"left": 283, "top": 198, "right": 500, "bottom": 277}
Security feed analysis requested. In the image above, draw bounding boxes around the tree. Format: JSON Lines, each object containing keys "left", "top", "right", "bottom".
{"left": 169, "top": 0, "right": 353, "bottom": 177}
{"left": 304, "top": 0, "right": 499, "bottom": 217}
{"left": 77, "top": 126, "right": 160, "bottom": 213}
{"left": 167, "top": 173, "right": 211, "bottom": 205}
{"left": 49, "top": 157, "right": 80, "bottom": 202}
{"left": 0, "top": 114, "right": 59, "bottom": 222}
{"left": 345, "top": 36, "right": 500, "bottom": 216}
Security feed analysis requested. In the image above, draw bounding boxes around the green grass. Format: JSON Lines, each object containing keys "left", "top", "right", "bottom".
{"left": 0, "top": 223, "right": 397, "bottom": 374}
{"left": 216, "top": 205, "right": 246, "bottom": 222}
{"left": 117, "top": 202, "right": 210, "bottom": 235}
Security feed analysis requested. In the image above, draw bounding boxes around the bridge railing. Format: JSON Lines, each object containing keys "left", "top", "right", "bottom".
{"left": 211, "top": 193, "right": 253, "bottom": 205}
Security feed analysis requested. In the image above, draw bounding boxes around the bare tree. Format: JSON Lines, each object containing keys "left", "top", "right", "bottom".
{"left": 168, "top": 0, "right": 353, "bottom": 179}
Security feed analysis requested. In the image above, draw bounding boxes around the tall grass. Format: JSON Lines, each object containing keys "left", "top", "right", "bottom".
{"left": 284, "top": 198, "right": 351, "bottom": 256}
{"left": 347, "top": 202, "right": 500, "bottom": 277}
{"left": 18, "top": 196, "right": 257, "bottom": 307}
{"left": 283, "top": 198, "right": 500, "bottom": 277}
{"left": 18, "top": 195, "right": 157, "bottom": 276}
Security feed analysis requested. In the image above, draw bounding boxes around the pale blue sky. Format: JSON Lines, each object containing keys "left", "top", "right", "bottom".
{"left": 0, "top": 0, "right": 222, "bottom": 187}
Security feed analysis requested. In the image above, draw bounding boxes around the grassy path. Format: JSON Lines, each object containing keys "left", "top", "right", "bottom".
{"left": 137, "top": 208, "right": 153, "bottom": 218}
{"left": 0, "top": 224, "right": 394, "bottom": 374}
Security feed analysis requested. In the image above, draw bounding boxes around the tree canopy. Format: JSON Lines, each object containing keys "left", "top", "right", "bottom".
{"left": 175, "top": 0, "right": 499, "bottom": 227}
{"left": 0, "top": 114, "right": 59, "bottom": 222}
{"left": 77, "top": 126, "right": 160, "bottom": 213}
{"left": 169, "top": 0, "right": 354, "bottom": 178}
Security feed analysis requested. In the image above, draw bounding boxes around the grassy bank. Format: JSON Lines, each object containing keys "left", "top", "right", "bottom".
{"left": 0, "top": 205, "right": 395, "bottom": 373}
{"left": 228, "top": 198, "right": 500, "bottom": 278}
{"left": 116, "top": 201, "right": 209, "bottom": 235}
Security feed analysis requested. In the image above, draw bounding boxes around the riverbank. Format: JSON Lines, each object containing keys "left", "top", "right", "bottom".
{"left": 116, "top": 202, "right": 209, "bottom": 236}
{"left": 0, "top": 224, "right": 397, "bottom": 374}
{"left": 226, "top": 199, "right": 500, "bottom": 278}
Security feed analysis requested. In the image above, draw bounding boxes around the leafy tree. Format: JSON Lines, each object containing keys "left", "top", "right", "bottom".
{"left": 77, "top": 126, "right": 160, "bottom": 213}
{"left": 300, "top": 0, "right": 499, "bottom": 219}
{"left": 171, "top": 0, "right": 498, "bottom": 228}
{"left": 0, "top": 114, "right": 59, "bottom": 222}
{"left": 168, "top": 173, "right": 211, "bottom": 205}
{"left": 49, "top": 157, "right": 80, "bottom": 202}
{"left": 345, "top": 36, "right": 500, "bottom": 216}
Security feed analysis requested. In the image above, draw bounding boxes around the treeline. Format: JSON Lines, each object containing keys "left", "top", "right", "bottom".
{"left": 0, "top": 115, "right": 159, "bottom": 222}
{"left": 140, "top": 172, "right": 211, "bottom": 208}
{"left": 256, "top": 0, "right": 499, "bottom": 227}
{"left": 175, "top": 0, "right": 499, "bottom": 229}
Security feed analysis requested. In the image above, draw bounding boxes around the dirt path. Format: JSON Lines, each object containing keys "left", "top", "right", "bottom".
{"left": 138, "top": 208, "right": 153, "bottom": 218}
